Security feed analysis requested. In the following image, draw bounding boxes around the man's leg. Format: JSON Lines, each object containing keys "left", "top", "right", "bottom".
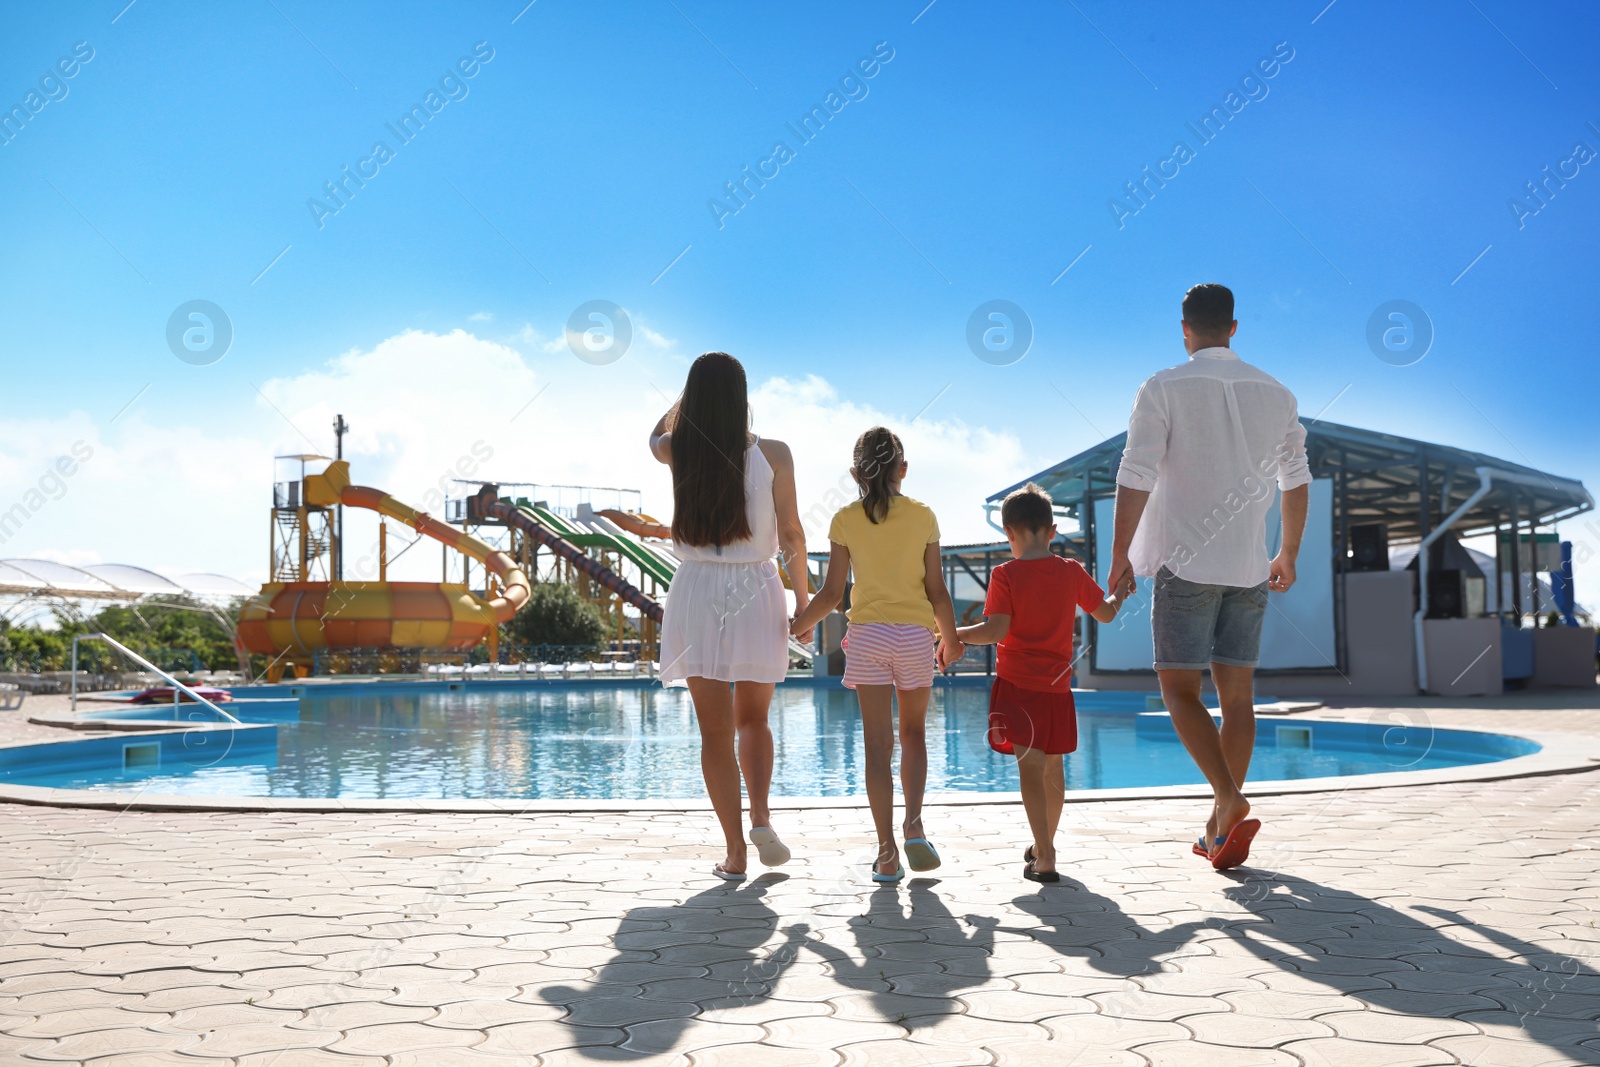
{"left": 1152, "top": 568, "right": 1249, "bottom": 842}
{"left": 1203, "top": 664, "right": 1256, "bottom": 843}
{"left": 1158, "top": 668, "right": 1250, "bottom": 840}
{"left": 1203, "top": 580, "right": 1269, "bottom": 843}
{"left": 1210, "top": 664, "right": 1256, "bottom": 782}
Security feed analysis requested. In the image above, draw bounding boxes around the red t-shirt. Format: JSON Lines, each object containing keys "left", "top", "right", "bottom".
{"left": 984, "top": 555, "right": 1105, "bottom": 692}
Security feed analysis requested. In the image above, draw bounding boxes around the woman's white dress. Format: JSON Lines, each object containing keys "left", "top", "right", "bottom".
{"left": 659, "top": 439, "right": 789, "bottom": 687}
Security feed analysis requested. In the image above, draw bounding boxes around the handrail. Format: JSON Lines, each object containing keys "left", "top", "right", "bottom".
{"left": 71, "top": 633, "right": 242, "bottom": 724}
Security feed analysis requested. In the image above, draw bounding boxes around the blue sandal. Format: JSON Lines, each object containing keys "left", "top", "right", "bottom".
{"left": 871, "top": 863, "right": 904, "bottom": 884}
{"left": 904, "top": 838, "right": 941, "bottom": 872}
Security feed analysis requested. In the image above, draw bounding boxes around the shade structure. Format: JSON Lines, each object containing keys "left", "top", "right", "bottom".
{"left": 991, "top": 419, "right": 1593, "bottom": 550}
{"left": 0, "top": 559, "right": 248, "bottom": 601}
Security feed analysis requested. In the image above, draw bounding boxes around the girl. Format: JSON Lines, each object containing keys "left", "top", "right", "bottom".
{"left": 790, "top": 427, "right": 963, "bottom": 882}
{"left": 652, "top": 352, "right": 811, "bottom": 880}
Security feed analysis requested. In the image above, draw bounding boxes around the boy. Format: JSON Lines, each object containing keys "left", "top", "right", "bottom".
{"left": 954, "top": 483, "right": 1122, "bottom": 883}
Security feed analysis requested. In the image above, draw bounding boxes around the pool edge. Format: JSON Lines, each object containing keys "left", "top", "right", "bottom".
{"left": 1, "top": 718, "right": 1595, "bottom": 815}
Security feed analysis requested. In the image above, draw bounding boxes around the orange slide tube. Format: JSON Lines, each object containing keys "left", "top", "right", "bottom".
{"left": 317, "top": 462, "right": 531, "bottom": 622}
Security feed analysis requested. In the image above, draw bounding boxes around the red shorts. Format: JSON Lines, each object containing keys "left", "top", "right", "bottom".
{"left": 988, "top": 676, "right": 1078, "bottom": 755}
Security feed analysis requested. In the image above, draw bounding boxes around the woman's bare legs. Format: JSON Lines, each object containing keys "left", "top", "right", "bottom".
{"left": 687, "top": 677, "right": 775, "bottom": 874}
{"left": 896, "top": 686, "right": 931, "bottom": 845}
{"left": 733, "top": 681, "right": 776, "bottom": 831}
{"left": 855, "top": 684, "right": 900, "bottom": 876}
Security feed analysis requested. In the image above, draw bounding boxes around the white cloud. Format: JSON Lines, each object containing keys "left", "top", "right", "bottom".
{"left": 639, "top": 325, "right": 673, "bottom": 349}
{"left": 468, "top": 311, "right": 494, "bottom": 322}
{"left": 508, "top": 323, "right": 545, "bottom": 347}
{"left": 750, "top": 375, "right": 1029, "bottom": 544}
{"left": 0, "top": 330, "right": 1036, "bottom": 591}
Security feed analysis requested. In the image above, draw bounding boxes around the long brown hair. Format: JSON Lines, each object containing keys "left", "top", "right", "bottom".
{"left": 670, "top": 352, "right": 753, "bottom": 547}
{"left": 852, "top": 426, "right": 904, "bottom": 524}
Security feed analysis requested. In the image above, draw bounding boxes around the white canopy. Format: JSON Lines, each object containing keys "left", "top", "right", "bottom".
{"left": 0, "top": 559, "right": 250, "bottom": 602}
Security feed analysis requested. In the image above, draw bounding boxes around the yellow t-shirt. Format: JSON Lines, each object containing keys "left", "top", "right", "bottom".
{"left": 828, "top": 495, "right": 941, "bottom": 629}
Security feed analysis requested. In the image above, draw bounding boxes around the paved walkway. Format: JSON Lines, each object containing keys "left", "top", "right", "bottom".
{"left": 3, "top": 694, "right": 1600, "bottom": 1065}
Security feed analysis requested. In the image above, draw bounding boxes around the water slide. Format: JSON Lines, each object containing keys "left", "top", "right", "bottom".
{"left": 476, "top": 489, "right": 812, "bottom": 661}
{"left": 475, "top": 489, "right": 664, "bottom": 623}
{"left": 313, "top": 463, "right": 532, "bottom": 620}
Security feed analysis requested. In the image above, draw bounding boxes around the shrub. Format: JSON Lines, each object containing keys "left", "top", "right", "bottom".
{"left": 506, "top": 582, "right": 608, "bottom": 648}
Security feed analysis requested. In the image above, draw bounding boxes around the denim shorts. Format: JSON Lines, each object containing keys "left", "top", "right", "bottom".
{"left": 1151, "top": 567, "right": 1269, "bottom": 671}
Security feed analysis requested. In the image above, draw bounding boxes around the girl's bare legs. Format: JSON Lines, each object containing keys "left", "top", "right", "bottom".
{"left": 733, "top": 681, "right": 776, "bottom": 831}
{"left": 687, "top": 677, "right": 747, "bottom": 873}
{"left": 855, "top": 684, "right": 900, "bottom": 876}
{"left": 895, "top": 686, "right": 931, "bottom": 844}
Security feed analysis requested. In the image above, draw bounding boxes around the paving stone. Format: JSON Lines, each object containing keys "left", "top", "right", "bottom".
{"left": 836, "top": 1037, "right": 984, "bottom": 1066}
{"left": 762, "top": 1016, "right": 905, "bottom": 1049}
{"left": 294, "top": 999, "right": 435, "bottom": 1030}
{"left": 477, "top": 1019, "right": 625, "bottom": 1055}
{"left": 1282, "top": 1037, "right": 1459, "bottom": 1066}
{"left": 1432, "top": 1034, "right": 1585, "bottom": 1067}
{"left": 622, "top": 1018, "right": 765, "bottom": 1056}
{"left": 19, "top": 1027, "right": 194, "bottom": 1061}
{"left": 233, "top": 1054, "right": 388, "bottom": 1067}
{"left": 986, "top": 1037, "right": 1143, "bottom": 1066}
{"left": 1137, "top": 1040, "right": 1299, "bottom": 1066}
{"left": 184, "top": 1021, "right": 344, "bottom": 1057}
{"left": 1184, "top": 1010, "right": 1338, "bottom": 1047}
{"left": 688, "top": 1044, "right": 832, "bottom": 1067}
{"left": 1039, "top": 1013, "right": 1188, "bottom": 1049}
{"left": 1317, "top": 1009, "right": 1480, "bottom": 1044}
{"left": 905, "top": 1014, "right": 1051, "bottom": 1046}
{"left": 331, "top": 1021, "right": 484, "bottom": 1055}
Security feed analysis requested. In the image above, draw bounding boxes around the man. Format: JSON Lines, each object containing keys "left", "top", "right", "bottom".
{"left": 1107, "top": 283, "right": 1309, "bottom": 871}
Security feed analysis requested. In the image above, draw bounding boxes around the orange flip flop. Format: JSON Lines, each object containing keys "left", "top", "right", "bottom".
{"left": 1209, "top": 819, "right": 1261, "bottom": 871}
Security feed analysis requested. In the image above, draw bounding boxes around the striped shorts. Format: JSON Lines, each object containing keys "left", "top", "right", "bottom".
{"left": 841, "top": 622, "right": 936, "bottom": 691}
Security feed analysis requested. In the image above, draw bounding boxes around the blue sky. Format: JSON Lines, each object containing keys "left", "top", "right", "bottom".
{"left": 1, "top": 0, "right": 1598, "bottom": 597}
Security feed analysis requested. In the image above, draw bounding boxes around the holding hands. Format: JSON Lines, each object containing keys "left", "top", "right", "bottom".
{"left": 1107, "top": 553, "right": 1138, "bottom": 600}
{"left": 936, "top": 635, "right": 965, "bottom": 672}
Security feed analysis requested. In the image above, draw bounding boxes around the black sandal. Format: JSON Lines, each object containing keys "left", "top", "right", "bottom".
{"left": 1023, "top": 859, "right": 1060, "bottom": 884}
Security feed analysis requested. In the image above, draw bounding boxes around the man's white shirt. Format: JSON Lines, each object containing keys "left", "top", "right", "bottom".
{"left": 1115, "top": 347, "right": 1310, "bottom": 588}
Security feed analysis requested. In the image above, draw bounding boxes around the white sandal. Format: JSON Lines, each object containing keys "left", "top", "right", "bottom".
{"left": 748, "top": 826, "right": 791, "bottom": 867}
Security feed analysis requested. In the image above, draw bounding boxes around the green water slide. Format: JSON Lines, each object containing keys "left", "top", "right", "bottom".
{"left": 516, "top": 504, "right": 677, "bottom": 588}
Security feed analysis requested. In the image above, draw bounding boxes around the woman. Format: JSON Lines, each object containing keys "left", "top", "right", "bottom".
{"left": 651, "top": 352, "right": 810, "bottom": 879}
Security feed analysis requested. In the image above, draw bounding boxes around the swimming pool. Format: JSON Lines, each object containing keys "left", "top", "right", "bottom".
{"left": 0, "top": 681, "right": 1540, "bottom": 801}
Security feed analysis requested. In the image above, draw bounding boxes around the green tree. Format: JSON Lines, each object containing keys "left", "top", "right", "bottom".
{"left": 0, "top": 599, "right": 252, "bottom": 674}
{"left": 505, "top": 582, "right": 609, "bottom": 648}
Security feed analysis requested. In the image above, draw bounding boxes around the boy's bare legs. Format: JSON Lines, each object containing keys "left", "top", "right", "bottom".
{"left": 1015, "top": 745, "right": 1057, "bottom": 873}
{"left": 686, "top": 677, "right": 747, "bottom": 873}
{"left": 856, "top": 684, "right": 900, "bottom": 876}
{"left": 1208, "top": 663, "right": 1257, "bottom": 843}
{"left": 896, "top": 686, "right": 931, "bottom": 844}
{"left": 1157, "top": 668, "right": 1251, "bottom": 844}
{"left": 733, "top": 681, "right": 777, "bottom": 833}
{"left": 1045, "top": 753, "right": 1066, "bottom": 842}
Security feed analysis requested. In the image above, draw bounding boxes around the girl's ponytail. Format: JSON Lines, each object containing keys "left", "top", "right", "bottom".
{"left": 852, "top": 426, "right": 904, "bottom": 524}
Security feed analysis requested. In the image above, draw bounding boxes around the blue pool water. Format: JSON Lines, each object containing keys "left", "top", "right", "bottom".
{"left": 0, "top": 682, "right": 1537, "bottom": 800}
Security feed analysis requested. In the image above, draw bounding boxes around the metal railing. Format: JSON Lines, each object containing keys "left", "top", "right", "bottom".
{"left": 71, "top": 633, "right": 241, "bottom": 724}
